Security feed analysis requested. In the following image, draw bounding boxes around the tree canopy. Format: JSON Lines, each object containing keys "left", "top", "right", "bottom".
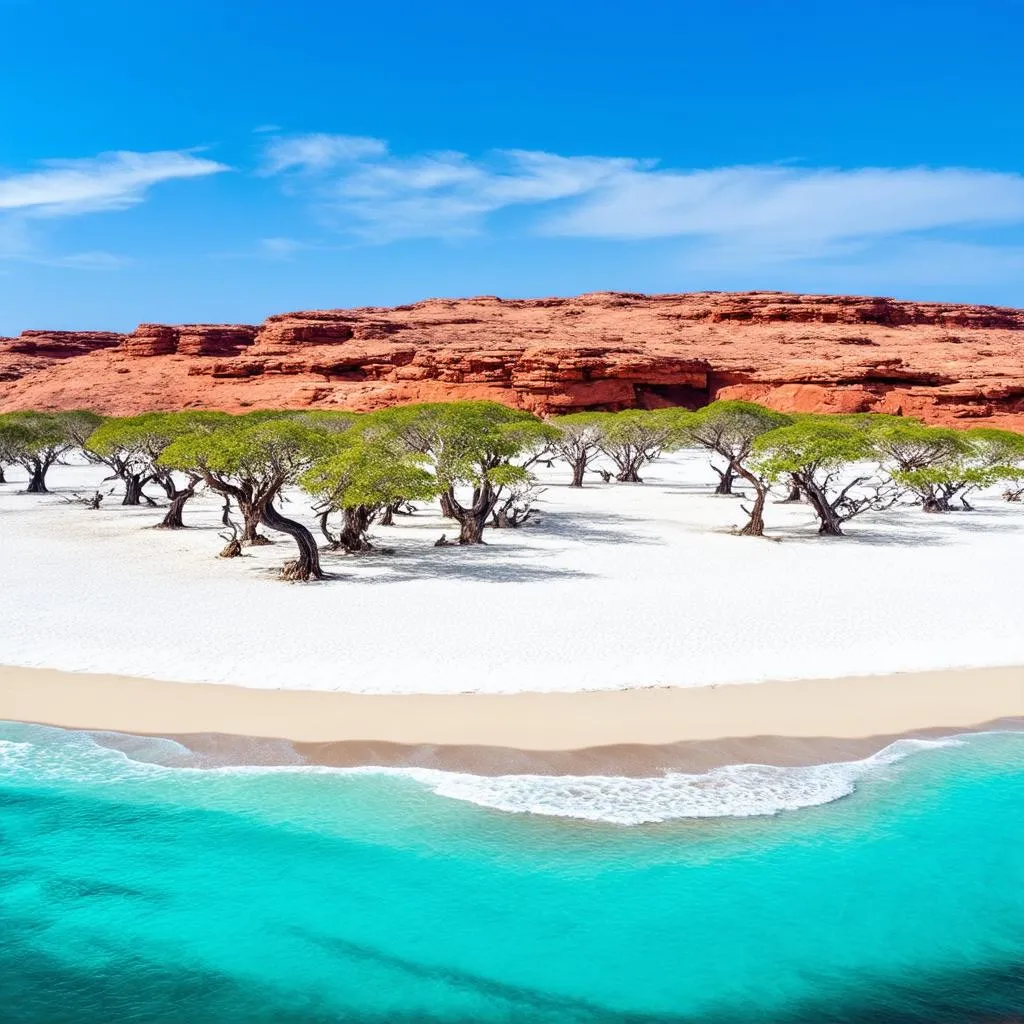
{"left": 685, "top": 401, "right": 793, "bottom": 496}
{"left": 592, "top": 409, "right": 681, "bottom": 483}
{"left": 753, "top": 418, "right": 895, "bottom": 534}
{"left": 0, "top": 410, "right": 101, "bottom": 492}
{"left": 160, "top": 415, "right": 335, "bottom": 577}
{"left": 362, "top": 401, "right": 557, "bottom": 543}
{"left": 301, "top": 432, "right": 437, "bottom": 551}
{"left": 4, "top": 399, "right": 1024, "bottom": 574}
{"left": 549, "top": 412, "right": 606, "bottom": 487}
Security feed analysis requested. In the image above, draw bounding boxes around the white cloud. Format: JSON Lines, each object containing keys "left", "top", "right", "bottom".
{"left": 545, "top": 165, "right": 1024, "bottom": 243}
{"left": 280, "top": 146, "right": 645, "bottom": 240}
{"left": 40, "top": 251, "right": 129, "bottom": 270}
{"left": 261, "top": 133, "right": 389, "bottom": 174}
{"left": 264, "top": 135, "right": 1024, "bottom": 261}
{"left": 258, "top": 236, "right": 307, "bottom": 259}
{"left": 0, "top": 149, "right": 229, "bottom": 217}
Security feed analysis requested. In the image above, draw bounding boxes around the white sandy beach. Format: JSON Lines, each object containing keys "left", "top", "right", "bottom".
{"left": 2, "top": 451, "right": 1024, "bottom": 694}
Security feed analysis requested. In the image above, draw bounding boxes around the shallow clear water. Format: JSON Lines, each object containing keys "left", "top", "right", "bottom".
{"left": 2, "top": 722, "right": 1023, "bottom": 1022}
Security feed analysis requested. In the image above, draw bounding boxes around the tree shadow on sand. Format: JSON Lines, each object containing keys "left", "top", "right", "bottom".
{"left": 245, "top": 541, "right": 596, "bottom": 585}
{"left": 527, "top": 508, "right": 665, "bottom": 546}
{"left": 769, "top": 502, "right": 1024, "bottom": 548}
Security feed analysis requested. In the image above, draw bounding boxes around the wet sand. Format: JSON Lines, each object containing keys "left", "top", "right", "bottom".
{"left": 2, "top": 663, "right": 1022, "bottom": 773}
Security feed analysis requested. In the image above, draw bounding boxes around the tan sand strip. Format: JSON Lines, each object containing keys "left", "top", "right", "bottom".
{"left": 1, "top": 664, "right": 1022, "bottom": 774}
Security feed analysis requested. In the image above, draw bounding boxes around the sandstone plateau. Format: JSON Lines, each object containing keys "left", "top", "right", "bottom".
{"left": 1, "top": 291, "right": 1022, "bottom": 429}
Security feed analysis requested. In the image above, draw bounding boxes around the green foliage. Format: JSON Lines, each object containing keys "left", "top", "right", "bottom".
{"left": 550, "top": 412, "right": 606, "bottom": 430}
{"left": 301, "top": 436, "right": 436, "bottom": 512}
{"left": 965, "top": 428, "right": 1024, "bottom": 469}
{"left": 0, "top": 410, "right": 101, "bottom": 463}
{"left": 283, "top": 409, "right": 362, "bottom": 434}
{"left": 890, "top": 427, "right": 1024, "bottom": 501}
{"left": 549, "top": 411, "right": 606, "bottom": 446}
{"left": 548, "top": 412, "right": 607, "bottom": 481}
{"left": 893, "top": 463, "right": 995, "bottom": 494}
{"left": 159, "top": 415, "right": 335, "bottom": 486}
{"left": 752, "top": 419, "right": 878, "bottom": 482}
{"left": 686, "top": 401, "right": 792, "bottom": 455}
{"left": 87, "top": 411, "right": 229, "bottom": 473}
{"left": 358, "top": 401, "right": 557, "bottom": 489}
{"left": 592, "top": 408, "right": 681, "bottom": 449}
{"left": 869, "top": 418, "right": 973, "bottom": 472}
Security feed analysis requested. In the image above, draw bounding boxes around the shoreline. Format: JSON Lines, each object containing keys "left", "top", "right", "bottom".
{"left": 2, "top": 663, "right": 1022, "bottom": 774}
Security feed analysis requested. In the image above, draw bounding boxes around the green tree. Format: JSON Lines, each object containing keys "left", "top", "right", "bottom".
{"left": 0, "top": 410, "right": 101, "bottom": 493}
{"left": 869, "top": 418, "right": 969, "bottom": 473}
{"left": 301, "top": 435, "right": 437, "bottom": 552}
{"left": 893, "top": 427, "right": 1024, "bottom": 511}
{"left": 371, "top": 401, "right": 557, "bottom": 544}
{"left": 160, "top": 416, "right": 334, "bottom": 579}
{"left": 86, "top": 412, "right": 229, "bottom": 524}
{"left": 549, "top": 412, "right": 606, "bottom": 487}
{"left": 969, "top": 428, "right": 1024, "bottom": 490}
{"left": 753, "top": 419, "right": 897, "bottom": 535}
{"left": 971, "top": 429, "right": 1024, "bottom": 502}
{"left": 0, "top": 427, "right": 18, "bottom": 484}
{"left": 594, "top": 409, "right": 680, "bottom": 483}
{"left": 685, "top": 401, "right": 793, "bottom": 534}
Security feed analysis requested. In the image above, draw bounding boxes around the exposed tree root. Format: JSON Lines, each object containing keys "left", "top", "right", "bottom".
{"left": 279, "top": 560, "right": 314, "bottom": 581}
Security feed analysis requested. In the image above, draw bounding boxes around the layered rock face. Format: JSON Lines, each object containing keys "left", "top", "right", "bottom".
{"left": 0, "top": 330, "right": 123, "bottom": 383}
{"left": 1, "top": 292, "right": 1022, "bottom": 429}
{"left": 123, "top": 324, "right": 258, "bottom": 358}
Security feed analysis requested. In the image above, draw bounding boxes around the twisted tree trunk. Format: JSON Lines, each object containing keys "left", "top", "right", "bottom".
{"left": 446, "top": 483, "right": 497, "bottom": 545}
{"left": 122, "top": 474, "right": 148, "bottom": 506}
{"left": 713, "top": 464, "right": 736, "bottom": 495}
{"left": 157, "top": 483, "right": 198, "bottom": 529}
{"left": 734, "top": 465, "right": 767, "bottom": 536}
{"left": 317, "top": 510, "right": 339, "bottom": 547}
{"left": 240, "top": 498, "right": 272, "bottom": 545}
{"left": 570, "top": 457, "right": 587, "bottom": 488}
{"left": 26, "top": 462, "right": 48, "bottom": 493}
{"left": 0, "top": 465, "right": 6, "bottom": 484}
{"left": 802, "top": 479, "right": 844, "bottom": 535}
{"left": 458, "top": 510, "right": 490, "bottom": 544}
{"left": 261, "top": 501, "right": 324, "bottom": 581}
{"left": 340, "top": 505, "right": 374, "bottom": 552}
{"left": 779, "top": 477, "right": 802, "bottom": 503}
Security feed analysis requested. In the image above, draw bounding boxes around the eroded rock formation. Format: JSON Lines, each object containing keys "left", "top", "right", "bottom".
{"left": 1, "top": 292, "right": 1022, "bottom": 428}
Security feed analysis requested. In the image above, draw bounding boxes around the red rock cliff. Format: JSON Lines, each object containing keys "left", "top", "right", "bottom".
{"left": 1, "top": 292, "right": 1022, "bottom": 429}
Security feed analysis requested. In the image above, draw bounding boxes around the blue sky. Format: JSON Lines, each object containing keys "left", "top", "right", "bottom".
{"left": 2, "top": 0, "right": 1023, "bottom": 333}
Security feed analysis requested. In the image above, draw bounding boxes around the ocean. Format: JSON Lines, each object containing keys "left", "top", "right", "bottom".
{"left": 1, "top": 721, "right": 1023, "bottom": 1022}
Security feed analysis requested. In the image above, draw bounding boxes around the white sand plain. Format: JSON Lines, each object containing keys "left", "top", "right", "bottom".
{"left": 2, "top": 452, "right": 1023, "bottom": 694}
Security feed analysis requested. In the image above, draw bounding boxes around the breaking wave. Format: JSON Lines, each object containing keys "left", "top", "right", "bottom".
{"left": 0, "top": 723, "right": 966, "bottom": 826}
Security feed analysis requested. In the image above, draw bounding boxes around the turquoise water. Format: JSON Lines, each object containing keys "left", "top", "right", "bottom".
{"left": 2, "top": 723, "right": 1024, "bottom": 1022}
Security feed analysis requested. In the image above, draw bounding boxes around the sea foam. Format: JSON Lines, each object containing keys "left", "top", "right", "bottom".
{"left": 368, "top": 738, "right": 962, "bottom": 824}
{"left": 0, "top": 725, "right": 965, "bottom": 826}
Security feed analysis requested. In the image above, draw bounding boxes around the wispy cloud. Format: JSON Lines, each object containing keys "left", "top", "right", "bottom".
{"left": 261, "top": 133, "right": 388, "bottom": 175}
{"left": 263, "top": 134, "right": 645, "bottom": 240}
{"left": 257, "top": 236, "right": 307, "bottom": 258}
{"left": 0, "top": 149, "right": 229, "bottom": 218}
{"left": 37, "top": 250, "right": 130, "bottom": 270}
{"left": 544, "top": 165, "right": 1024, "bottom": 245}
{"left": 262, "top": 134, "right": 1024, "bottom": 263}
